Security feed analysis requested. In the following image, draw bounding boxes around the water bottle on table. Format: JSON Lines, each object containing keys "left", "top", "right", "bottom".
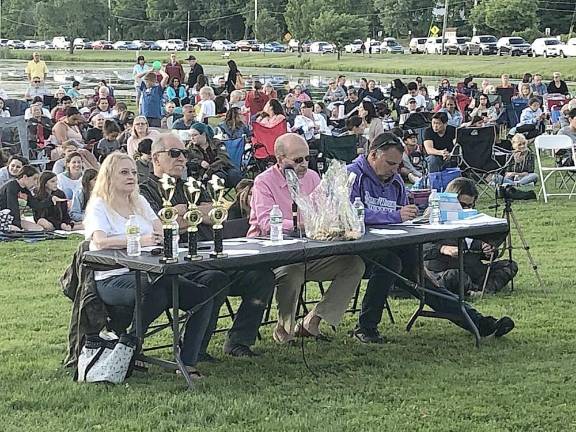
{"left": 126, "top": 215, "right": 141, "bottom": 257}
{"left": 428, "top": 189, "right": 441, "bottom": 225}
{"left": 270, "top": 205, "right": 283, "bottom": 242}
{"left": 170, "top": 219, "right": 180, "bottom": 259}
{"left": 352, "top": 197, "right": 365, "bottom": 236}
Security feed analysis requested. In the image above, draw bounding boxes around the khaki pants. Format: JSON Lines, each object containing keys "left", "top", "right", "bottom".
{"left": 273, "top": 255, "right": 365, "bottom": 334}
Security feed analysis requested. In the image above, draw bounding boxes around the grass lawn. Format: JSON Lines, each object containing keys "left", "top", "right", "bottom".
{"left": 0, "top": 196, "right": 575, "bottom": 431}
{"left": 3, "top": 49, "right": 576, "bottom": 81}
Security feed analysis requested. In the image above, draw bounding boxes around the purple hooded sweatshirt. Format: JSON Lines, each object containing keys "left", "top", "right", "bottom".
{"left": 347, "top": 155, "right": 408, "bottom": 225}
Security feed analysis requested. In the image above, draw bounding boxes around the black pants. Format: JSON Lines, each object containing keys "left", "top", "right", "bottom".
{"left": 359, "top": 247, "right": 487, "bottom": 334}
{"left": 197, "top": 268, "right": 275, "bottom": 354}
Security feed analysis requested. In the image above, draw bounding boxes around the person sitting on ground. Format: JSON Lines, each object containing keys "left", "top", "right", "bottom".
{"left": 0, "top": 165, "right": 50, "bottom": 231}
{"left": 323, "top": 78, "right": 346, "bottom": 103}
{"left": 135, "top": 138, "right": 153, "bottom": 183}
{"left": 171, "top": 104, "right": 196, "bottom": 131}
{"left": 515, "top": 97, "right": 546, "bottom": 139}
{"left": 57, "top": 151, "right": 83, "bottom": 199}
{"left": 218, "top": 107, "right": 251, "bottom": 140}
{"left": 85, "top": 113, "right": 105, "bottom": 150}
{"left": 52, "top": 107, "right": 85, "bottom": 146}
{"left": 400, "top": 129, "right": 423, "bottom": 183}
{"left": 255, "top": 99, "right": 286, "bottom": 128}
{"left": 0, "top": 155, "right": 28, "bottom": 188}
{"left": 196, "top": 86, "right": 216, "bottom": 123}
{"left": 344, "top": 88, "right": 361, "bottom": 115}
{"left": 291, "top": 100, "right": 330, "bottom": 142}
{"left": 165, "top": 76, "right": 188, "bottom": 108}
{"left": 139, "top": 134, "right": 275, "bottom": 359}
{"left": 70, "top": 168, "right": 98, "bottom": 224}
{"left": 548, "top": 72, "right": 569, "bottom": 96}
{"left": 358, "top": 101, "right": 383, "bottom": 143}
{"left": 52, "top": 139, "right": 99, "bottom": 174}
{"left": 492, "top": 133, "right": 538, "bottom": 187}
{"left": 27, "top": 104, "right": 53, "bottom": 151}
{"left": 24, "top": 77, "right": 49, "bottom": 103}
{"left": 187, "top": 123, "right": 241, "bottom": 187}
{"left": 245, "top": 81, "right": 270, "bottom": 119}
{"left": 126, "top": 116, "right": 160, "bottom": 158}
{"left": 423, "top": 111, "right": 456, "bottom": 173}
{"left": 161, "top": 101, "right": 182, "bottom": 129}
{"left": 33, "top": 171, "right": 78, "bottom": 231}
{"left": 248, "top": 133, "right": 365, "bottom": 344}
{"left": 439, "top": 96, "right": 463, "bottom": 128}
{"left": 140, "top": 70, "right": 169, "bottom": 127}
{"left": 51, "top": 95, "right": 73, "bottom": 122}
{"left": 399, "top": 82, "right": 427, "bottom": 111}
{"left": 95, "top": 119, "right": 121, "bottom": 162}
{"left": 227, "top": 179, "right": 253, "bottom": 220}
{"left": 83, "top": 151, "right": 215, "bottom": 376}
{"left": 424, "top": 177, "right": 518, "bottom": 298}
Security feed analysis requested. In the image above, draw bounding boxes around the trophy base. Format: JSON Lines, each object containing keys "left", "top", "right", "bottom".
{"left": 184, "top": 254, "right": 203, "bottom": 262}
{"left": 159, "top": 256, "right": 178, "bottom": 264}
{"left": 209, "top": 251, "right": 228, "bottom": 259}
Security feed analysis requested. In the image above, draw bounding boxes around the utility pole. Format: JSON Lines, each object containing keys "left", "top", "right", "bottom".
{"left": 0, "top": 0, "right": 3, "bottom": 41}
{"left": 107, "top": 0, "right": 111, "bottom": 41}
{"left": 569, "top": 2, "right": 576, "bottom": 40}
{"left": 441, "top": 0, "right": 448, "bottom": 55}
{"left": 187, "top": 11, "right": 190, "bottom": 51}
{"left": 472, "top": 0, "right": 478, "bottom": 37}
{"left": 254, "top": 0, "right": 258, "bottom": 39}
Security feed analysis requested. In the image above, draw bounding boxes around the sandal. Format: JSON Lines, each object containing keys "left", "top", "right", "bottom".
{"left": 294, "top": 320, "right": 331, "bottom": 342}
{"left": 272, "top": 326, "right": 297, "bottom": 345}
{"left": 175, "top": 366, "right": 205, "bottom": 380}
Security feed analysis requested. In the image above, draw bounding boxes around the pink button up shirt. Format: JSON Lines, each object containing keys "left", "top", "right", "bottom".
{"left": 247, "top": 164, "right": 320, "bottom": 237}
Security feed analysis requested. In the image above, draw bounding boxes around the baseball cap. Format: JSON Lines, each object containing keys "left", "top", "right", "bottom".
{"left": 403, "top": 129, "right": 417, "bottom": 139}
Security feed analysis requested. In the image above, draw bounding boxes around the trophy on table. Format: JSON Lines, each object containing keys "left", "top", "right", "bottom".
{"left": 183, "top": 177, "right": 204, "bottom": 261}
{"left": 207, "top": 174, "right": 229, "bottom": 258}
{"left": 158, "top": 174, "right": 179, "bottom": 264}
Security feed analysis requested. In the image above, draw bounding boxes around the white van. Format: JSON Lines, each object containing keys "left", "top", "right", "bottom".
{"left": 531, "top": 37, "right": 563, "bottom": 57}
{"left": 52, "top": 36, "right": 70, "bottom": 50}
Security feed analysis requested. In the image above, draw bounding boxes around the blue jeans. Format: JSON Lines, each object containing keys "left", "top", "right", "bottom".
{"left": 426, "top": 155, "right": 446, "bottom": 173}
{"left": 492, "top": 173, "right": 538, "bottom": 186}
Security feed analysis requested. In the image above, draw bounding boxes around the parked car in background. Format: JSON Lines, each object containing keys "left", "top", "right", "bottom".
{"left": 113, "top": 41, "right": 139, "bottom": 50}
{"left": 0, "top": 39, "right": 8, "bottom": 47}
{"left": 23, "top": 40, "right": 41, "bottom": 49}
{"left": 409, "top": 37, "right": 427, "bottom": 54}
{"left": 7, "top": 40, "right": 25, "bottom": 49}
{"left": 367, "top": 40, "right": 381, "bottom": 54}
{"left": 165, "top": 39, "right": 185, "bottom": 51}
{"left": 531, "top": 37, "right": 563, "bottom": 57}
{"left": 497, "top": 37, "right": 531, "bottom": 56}
{"left": 37, "top": 41, "right": 54, "bottom": 50}
{"left": 559, "top": 38, "right": 576, "bottom": 57}
{"left": 424, "top": 37, "right": 447, "bottom": 54}
{"left": 309, "top": 41, "right": 335, "bottom": 54}
{"left": 466, "top": 35, "right": 498, "bottom": 55}
{"left": 73, "top": 38, "right": 93, "bottom": 50}
{"left": 288, "top": 39, "right": 312, "bottom": 52}
{"left": 380, "top": 38, "right": 404, "bottom": 54}
{"left": 262, "top": 41, "right": 286, "bottom": 52}
{"left": 212, "top": 40, "right": 237, "bottom": 51}
{"left": 236, "top": 40, "right": 260, "bottom": 52}
{"left": 445, "top": 36, "right": 470, "bottom": 55}
{"left": 188, "top": 37, "right": 212, "bottom": 51}
{"left": 52, "top": 36, "right": 70, "bottom": 50}
{"left": 92, "top": 40, "right": 113, "bottom": 50}
{"left": 144, "top": 41, "right": 162, "bottom": 51}
{"left": 345, "top": 39, "right": 364, "bottom": 53}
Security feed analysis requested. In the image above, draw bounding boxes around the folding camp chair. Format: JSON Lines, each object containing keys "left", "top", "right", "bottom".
{"left": 534, "top": 134, "right": 576, "bottom": 203}
{"left": 318, "top": 134, "right": 358, "bottom": 171}
{"left": 223, "top": 136, "right": 249, "bottom": 172}
{"left": 251, "top": 120, "right": 287, "bottom": 173}
{"left": 511, "top": 99, "right": 528, "bottom": 126}
{"left": 401, "top": 112, "right": 431, "bottom": 146}
{"left": 453, "top": 125, "right": 512, "bottom": 197}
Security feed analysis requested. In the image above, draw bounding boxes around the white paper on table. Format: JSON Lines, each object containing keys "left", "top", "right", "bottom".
{"left": 369, "top": 228, "right": 408, "bottom": 235}
{"left": 222, "top": 249, "right": 260, "bottom": 256}
{"left": 258, "top": 239, "right": 305, "bottom": 247}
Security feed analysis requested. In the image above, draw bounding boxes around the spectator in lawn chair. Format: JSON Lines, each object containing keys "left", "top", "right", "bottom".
{"left": 186, "top": 122, "right": 242, "bottom": 188}
{"left": 343, "top": 115, "right": 368, "bottom": 154}
{"left": 291, "top": 100, "right": 329, "bottom": 142}
{"left": 423, "top": 112, "right": 456, "bottom": 173}
{"left": 90, "top": 85, "right": 115, "bottom": 110}
{"left": 399, "top": 82, "right": 426, "bottom": 111}
{"left": 70, "top": 168, "right": 98, "bottom": 224}
{"left": 263, "top": 82, "right": 278, "bottom": 100}
{"left": 515, "top": 97, "right": 547, "bottom": 140}
{"left": 91, "top": 98, "right": 114, "bottom": 120}
{"left": 419, "top": 86, "right": 435, "bottom": 112}
{"left": 66, "top": 80, "right": 82, "bottom": 102}
{"left": 95, "top": 119, "right": 121, "bottom": 162}
{"left": 344, "top": 88, "right": 361, "bottom": 115}
{"left": 140, "top": 133, "right": 275, "bottom": 359}
{"left": 358, "top": 100, "right": 384, "bottom": 144}
{"left": 558, "top": 108, "right": 576, "bottom": 144}
{"left": 24, "top": 77, "right": 49, "bottom": 103}
{"left": 323, "top": 78, "right": 346, "bottom": 104}
{"left": 248, "top": 133, "right": 365, "bottom": 344}
{"left": 424, "top": 177, "right": 518, "bottom": 298}
{"left": 52, "top": 107, "right": 85, "bottom": 146}
{"left": 171, "top": 104, "right": 196, "bottom": 130}
{"left": 24, "top": 97, "right": 50, "bottom": 120}
{"left": 27, "top": 104, "right": 53, "bottom": 152}
{"left": 51, "top": 95, "right": 73, "bottom": 123}
{"left": 364, "top": 80, "right": 385, "bottom": 102}
{"left": 0, "top": 155, "right": 28, "bottom": 188}
{"left": 52, "top": 140, "right": 99, "bottom": 174}
{"left": 0, "top": 165, "right": 48, "bottom": 231}
{"left": 245, "top": 81, "right": 270, "bottom": 119}
{"left": 84, "top": 152, "right": 218, "bottom": 377}
{"left": 438, "top": 96, "right": 463, "bottom": 128}
{"left": 548, "top": 72, "right": 569, "bottom": 96}
{"left": 469, "top": 93, "right": 499, "bottom": 124}
{"left": 255, "top": 99, "right": 286, "bottom": 128}
{"left": 346, "top": 138, "right": 515, "bottom": 342}
{"left": 219, "top": 107, "right": 251, "bottom": 140}
{"left": 126, "top": 116, "right": 160, "bottom": 158}
{"left": 213, "top": 76, "right": 227, "bottom": 96}
{"left": 57, "top": 151, "right": 84, "bottom": 199}
{"left": 293, "top": 85, "right": 311, "bottom": 108}
{"left": 531, "top": 74, "right": 548, "bottom": 96}
{"left": 357, "top": 78, "right": 369, "bottom": 100}
{"left": 33, "top": 171, "right": 80, "bottom": 231}
{"left": 165, "top": 76, "right": 189, "bottom": 108}
{"left": 515, "top": 83, "right": 535, "bottom": 102}
{"left": 400, "top": 129, "right": 423, "bottom": 184}
{"left": 140, "top": 70, "right": 169, "bottom": 127}
{"left": 161, "top": 101, "right": 182, "bottom": 129}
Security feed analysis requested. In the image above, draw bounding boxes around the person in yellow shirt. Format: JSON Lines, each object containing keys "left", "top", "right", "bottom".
{"left": 25, "top": 52, "right": 48, "bottom": 82}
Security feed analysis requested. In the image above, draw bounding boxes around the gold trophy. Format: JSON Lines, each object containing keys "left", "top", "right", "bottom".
{"left": 207, "top": 175, "right": 229, "bottom": 258}
{"left": 183, "top": 178, "right": 204, "bottom": 261}
{"left": 158, "top": 174, "right": 179, "bottom": 264}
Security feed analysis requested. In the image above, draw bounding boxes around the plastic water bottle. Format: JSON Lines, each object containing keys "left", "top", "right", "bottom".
{"left": 126, "top": 215, "right": 141, "bottom": 257}
{"left": 270, "top": 205, "right": 283, "bottom": 242}
{"left": 352, "top": 197, "right": 365, "bottom": 236}
{"left": 428, "top": 189, "right": 441, "bottom": 225}
{"left": 170, "top": 219, "right": 179, "bottom": 259}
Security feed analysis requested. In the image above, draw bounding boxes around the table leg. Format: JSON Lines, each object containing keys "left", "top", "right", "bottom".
{"left": 406, "top": 244, "right": 425, "bottom": 332}
{"left": 134, "top": 270, "right": 143, "bottom": 344}
{"left": 458, "top": 238, "right": 481, "bottom": 348}
{"left": 171, "top": 275, "right": 194, "bottom": 389}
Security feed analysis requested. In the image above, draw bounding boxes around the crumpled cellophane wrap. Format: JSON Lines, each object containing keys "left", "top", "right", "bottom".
{"left": 294, "top": 160, "right": 361, "bottom": 241}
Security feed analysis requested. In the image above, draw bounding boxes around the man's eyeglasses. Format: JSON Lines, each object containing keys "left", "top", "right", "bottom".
{"left": 287, "top": 155, "right": 310, "bottom": 165}
{"left": 459, "top": 200, "right": 476, "bottom": 209}
{"left": 158, "top": 148, "right": 190, "bottom": 159}
{"left": 33, "top": 80, "right": 40, "bottom": 84}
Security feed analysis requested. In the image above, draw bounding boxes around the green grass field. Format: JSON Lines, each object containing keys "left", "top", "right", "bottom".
{"left": 1, "top": 196, "right": 575, "bottom": 431}
{"left": 3, "top": 48, "right": 576, "bottom": 81}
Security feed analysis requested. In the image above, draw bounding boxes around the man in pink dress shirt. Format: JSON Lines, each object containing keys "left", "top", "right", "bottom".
{"left": 248, "top": 133, "right": 365, "bottom": 344}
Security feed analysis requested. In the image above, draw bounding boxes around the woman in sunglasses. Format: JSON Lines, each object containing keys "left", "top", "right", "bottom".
{"left": 126, "top": 116, "right": 160, "bottom": 158}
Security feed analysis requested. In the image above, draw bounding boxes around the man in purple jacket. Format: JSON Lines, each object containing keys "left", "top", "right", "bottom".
{"left": 347, "top": 132, "right": 514, "bottom": 343}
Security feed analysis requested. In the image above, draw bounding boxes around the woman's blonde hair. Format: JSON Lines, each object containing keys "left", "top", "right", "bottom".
{"left": 511, "top": 133, "right": 528, "bottom": 150}
{"left": 91, "top": 151, "right": 144, "bottom": 214}
{"left": 199, "top": 86, "right": 215, "bottom": 99}
{"left": 518, "top": 83, "right": 532, "bottom": 97}
{"left": 132, "top": 116, "right": 149, "bottom": 139}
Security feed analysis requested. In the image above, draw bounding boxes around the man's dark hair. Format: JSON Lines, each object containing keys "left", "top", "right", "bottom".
{"left": 528, "top": 97, "right": 541, "bottom": 106}
{"left": 72, "top": 80, "right": 80, "bottom": 88}
{"left": 18, "top": 165, "right": 39, "bottom": 179}
{"left": 345, "top": 115, "right": 363, "bottom": 130}
{"left": 407, "top": 82, "right": 418, "bottom": 91}
{"left": 65, "top": 107, "right": 80, "bottom": 117}
{"left": 347, "top": 88, "right": 357, "bottom": 96}
{"left": 138, "top": 138, "right": 153, "bottom": 155}
{"left": 369, "top": 132, "right": 404, "bottom": 154}
{"left": 103, "top": 119, "right": 121, "bottom": 135}
{"left": 432, "top": 111, "right": 448, "bottom": 124}
{"left": 8, "top": 155, "right": 29, "bottom": 165}
{"left": 302, "top": 100, "right": 314, "bottom": 109}
{"left": 445, "top": 177, "right": 479, "bottom": 199}
{"left": 60, "top": 95, "right": 72, "bottom": 103}
{"left": 568, "top": 108, "right": 576, "bottom": 120}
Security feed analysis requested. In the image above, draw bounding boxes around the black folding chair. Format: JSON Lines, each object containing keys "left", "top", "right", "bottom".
{"left": 318, "top": 134, "right": 358, "bottom": 172}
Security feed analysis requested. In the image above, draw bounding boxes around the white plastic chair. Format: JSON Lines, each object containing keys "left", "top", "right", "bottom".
{"left": 534, "top": 134, "right": 576, "bottom": 203}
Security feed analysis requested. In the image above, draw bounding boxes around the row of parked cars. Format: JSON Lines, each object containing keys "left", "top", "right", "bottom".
{"left": 409, "top": 35, "right": 576, "bottom": 58}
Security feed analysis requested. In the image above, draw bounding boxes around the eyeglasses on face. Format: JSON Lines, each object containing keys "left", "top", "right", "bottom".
{"left": 33, "top": 80, "right": 40, "bottom": 83}
{"left": 158, "top": 148, "right": 189, "bottom": 159}
{"left": 133, "top": 122, "right": 148, "bottom": 126}
{"left": 287, "top": 155, "right": 310, "bottom": 165}
{"left": 459, "top": 200, "right": 476, "bottom": 209}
